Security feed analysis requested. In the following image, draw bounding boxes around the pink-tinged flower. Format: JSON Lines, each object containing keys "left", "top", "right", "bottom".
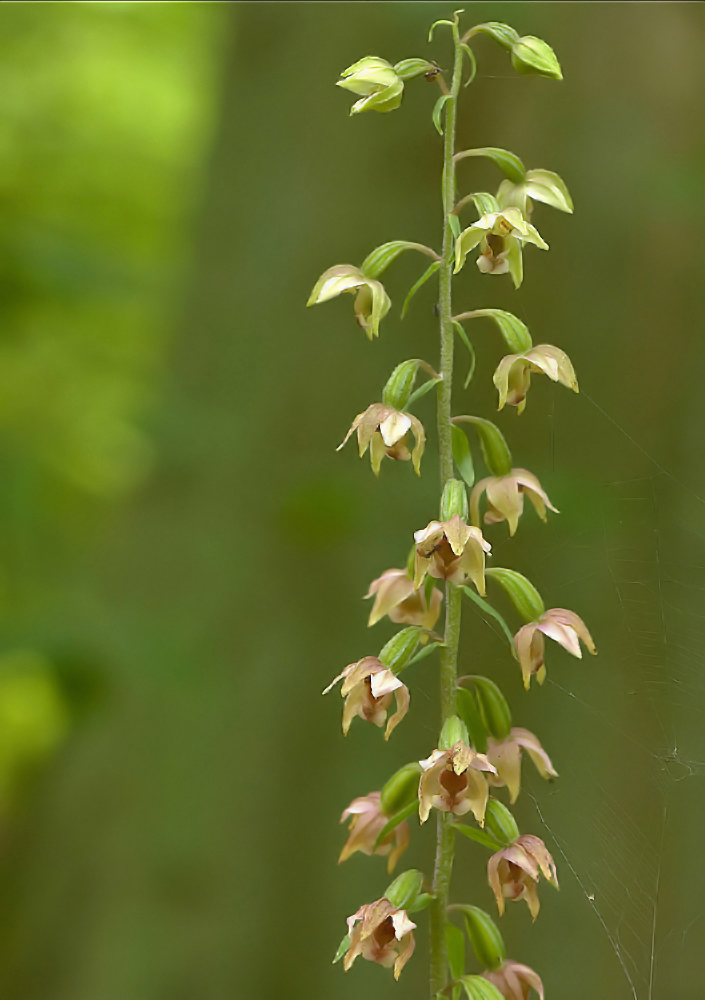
{"left": 493, "top": 345, "right": 578, "bottom": 414}
{"left": 485, "top": 728, "right": 558, "bottom": 804}
{"left": 418, "top": 741, "right": 497, "bottom": 825}
{"left": 470, "top": 469, "right": 558, "bottom": 537}
{"left": 483, "top": 959, "right": 544, "bottom": 1000}
{"left": 323, "top": 656, "right": 409, "bottom": 739}
{"left": 365, "top": 567, "right": 443, "bottom": 630}
{"left": 488, "top": 834, "right": 557, "bottom": 920}
{"left": 413, "top": 515, "right": 491, "bottom": 594}
{"left": 338, "top": 403, "right": 425, "bottom": 476}
{"left": 339, "top": 791, "right": 410, "bottom": 874}
{"left": 344, "top": 898, "right": 416, "bottom": 979}
{"left": 514, "top": 608, "right": 596, "bottom": 690}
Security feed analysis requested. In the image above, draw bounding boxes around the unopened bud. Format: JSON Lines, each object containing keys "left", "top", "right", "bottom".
{"left": 394, "top": 58, "right": 438, "bottom": 81}
{"left": 511, "top": 35, "right": 562, "bottom": 80}
{"left": 383, "top": 360, "right": 422, "bottom": 410}
{"left": 384, "top": 868, "right": 424, "bottom": 909}
{"left": 454, "top": 905, "right": 506, "bottom": 971}
{"left": 439, "top": 714, "right": 469, "bottom": 751}
{"left": 440, "top": 479, "right": 469, "bottom": 521}
{"left": 484, "top": 799, "right": 520, "bottom": 846}
{"left": 470, "top": 676, "right": 512, "bottom": 742}
{"left": 337, "top": 56, "right": 404, "bottom": 114}
{"left": 380, "top": 763, "right": 422, "bottom": 815}
{"left": 486, "top": 567, "right": 544, "bottom": 622}
{"left": 378, "top": 626, "right": 423, "bottom": 671}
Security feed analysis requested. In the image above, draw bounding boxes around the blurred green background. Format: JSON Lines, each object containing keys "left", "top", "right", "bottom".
{"left": 0, "top": 2, "right": 703, "bottom": 998}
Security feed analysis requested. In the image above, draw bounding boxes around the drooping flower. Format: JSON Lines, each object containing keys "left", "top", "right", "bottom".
{"left": 418, "top": 741, "right": 497, "bottom": 825}
{"left": 336, "top": 57, "right": 404, "bottom": 115}
{"left": 470, "top": 469, "right": 558, "bottom": 537}
{"left": 514, "top": 608, "right": 596, "bottom": 689}
{"left": 413, "top": 515, "right": 491, "bottom": 594}
{"left": 307, "top": 264, "right": 391, "bottom": 339}
{"left": 483, "top": 959, "right": 545, "bottom": 1000}
{"left": 338, "top": 403, "right": 425, "bottom": 475}
{"left": 493, "top": 344, "right": 578, "bottom": 414}
{"left": 497, "top": 167, "right": 573, "bottom": 218}
{"left": 488, "top": 834, "right": 558, "bottom": 919}
{"left": 343, "top": 898, "right": 416, "bottom": 979}
{"left": 454, "top": 208, "right": 548, "bottom": 288}
{"left": 485, "top": 728, "right": 558, "bottom": 804}
{"left": 365, "top": 567, "right": 442, "bottom": 630}
{"left": 323, "top": 656, "right": 409, "bottom": 739}
{"left": 339, "top": 791, "right": 410, "bottom": 874}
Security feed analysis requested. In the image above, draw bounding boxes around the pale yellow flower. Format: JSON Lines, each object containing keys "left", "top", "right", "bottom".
{"left": 418, "top": 741, "right": 497, "bottom": 826}
{"left": 493, "top": 345, "right": 578, "bottom": 414}
{"left": 344, "top": 898, "right": 416, "bottom": 979}
{"left": 455, "top": 208, "right": 547, "bottom": 288}
{"left": 470, "top": 468, "right": 558, "bottom": 536}
{"left": 323, "top": 656, "right": 409, "bottom": 739}
{"left": 514, "top": 608, "right": 596, "bottom": 689}
{"left": 339, "top": 791, "right": 410, "bottom": 874}
{"left": 307, "top": 264, "right": 391, "bottom": 339}
{"left": 488, "top": 834, "right": 557, "bottom": 920}
{"left": 337, "top": 57, "right": 404, "bottom": 115}
{"left": 338, "top": 403, "right": 425, "bottom": 475}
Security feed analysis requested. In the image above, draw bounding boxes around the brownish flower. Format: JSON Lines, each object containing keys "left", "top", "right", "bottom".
{"left": 323, "top": 656, "right": 409, "bottom": 739}
{"left": 344, "top": 898, "right": 416, "bottom": 979}
{"left": 365, "top": 567, "right": 442, "bottom": 630}
{"left": 485, "top": 728, "right": 557, "bottom": 804}
{"left": 418, "top": 741, "right": 497, "bottom": 825}
{"left": 483, "top": 959, "right": 544, "bottom": 1000}
{"left": 339, "top": 791, "right": 410, "bottom": 874}
{"left": 470, "top": 469, "right": 558, "bottom": 537}
{"left": 493, "top": 344, "right": 578, "bottom": 414}
{"left": 413, "top": 515, "right": 491, "bottom": 594}
{"left": 338, "top": 403, "right": 425, "bottom": 475}
{"left": 514, "top": 607, "right": 596, "bottom": 689}
{"left": 488, "top": 834, "right": 557, "bottom": 920}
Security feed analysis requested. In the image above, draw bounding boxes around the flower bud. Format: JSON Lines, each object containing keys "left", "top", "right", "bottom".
{"left": 455, "top": 686, "right": 487, "bottom": 753}
{"left": 440, "top": 479, "right": 469, "bottom": 521}
{"left": 378, "top": 626, "right": 423, "bottom": 671}
{"left": 337, "top": 56, "right": 404, "bottom": 114}
{"left": 455, "top": 905, "right": 506, "bottom": 971}
{"left": 382, "top": 359, "right": 422, "bottom": 410}
{"left": 393, "top": 58, "right": 438, "bottom": 81}
{"left": 439, "top": 714, "right": 469, "bottom": 751}
{"left": 384, "top": 868, "right": 424, "bottom": 909}
{"left": 470, "top": 676, "right": 512, "bottom": 742}
{"left": 511, "top": 36, "right": 562, "bottom": 80}
{"left": 380, "top": 763, "right": 422, "bottom": 815}
{"left": 486, "top": 567, "right": 545, "bottom": 622}
{"left": 484, "top": 799, "right": 520, "bottom": 847}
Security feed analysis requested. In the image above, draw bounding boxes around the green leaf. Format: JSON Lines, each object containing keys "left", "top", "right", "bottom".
{"left": 361, "top": 241, "right": 438, "bottom": 279}
{"left": 485, "top": 567, "right": 545, "bottom": 621}
{"left": 451, "top": 425, "right": 475, "bottom": 488}
{"left": 460, "top": 586, "right": 518, "bottom": 659}
{"left": 454, "top": 415, "right": 512, "bottom": 477}
{"left": 461, "top": 974, "right": 506, "bottom": 1000}
{"left": 468, "top": 676, "right": 512, "bottom": 741}
{"left": 455, "top": 147, "right": 526, "bottom": 184}
{"left": 448, "top": 214, "right": 462, "bottom": 240}
{"left": 452, "top": 322, "right": 476, "bottom": 389}
{"left": 446, "top": 922, "right": 466, "bottom": 981}
{"left": 455, "top": 685, "right": 487, "bottom": 753}
{"left": 401, "top": 260, "right": 440, "bottom": 318}
{"left": 525, "top": 168, "right": 573, "bottom": 212}
{"left": 461, "top": 44, "right": 477, "bottom": 87}
{"left": 433, "top": 94, "right": 452, "bottom": 135}
{"left": 332, "top": 933, "right": 350, "bottom": 964}
{"left": 373, "top": 799, "right": 419, "bottom": 850}
{"left": 464, "top": 308, "right": 532, "bottom": 352}
{"left": 428, "top": 18, "right": 455, "bottom": 41}
{"left": 405, "top": 375, "right": 442, "bottom": 410}
{"left": 454, "top": 824, "right": 502, "bottom": 851}
{"left": 403, "top": 639, "right": 443, "bottom": 669}
{"left": 467, "top": 22, "right": 520, "bottom": 50}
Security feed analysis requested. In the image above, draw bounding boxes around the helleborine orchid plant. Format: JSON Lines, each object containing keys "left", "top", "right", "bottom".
{"left": 308, "top": 12, "right": 594, "bottom": 1000}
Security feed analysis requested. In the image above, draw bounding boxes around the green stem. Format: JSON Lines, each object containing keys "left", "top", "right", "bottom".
{"left": 430, "top": 21, "right": 465, "bottom": 1000}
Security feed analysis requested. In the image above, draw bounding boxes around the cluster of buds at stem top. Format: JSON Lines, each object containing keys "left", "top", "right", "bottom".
{"left": 455, "top": 207, "right": 547, "bottom": 289}
{"left": 485, "top": 728, "right": 557, "bottom": 804}
{"left": 339, "top": 791, "right": 410, "bottom": 873}
{"left": 470, "top": 469, "right": 557, "bottom": 537}
{"left": 366, "top": 566, "right": 442, "bottom": 631}
{"left": 323, "top": 655, "right": 409, "bottom": 738}
{"left": 515, "top": 608, "right": 596, "bottom": 689}
{"left": 488, "top": 834, "right": 557, "bottom": 920}
{"left": 494, "top": 344, "right": 578, "bottom": 414}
